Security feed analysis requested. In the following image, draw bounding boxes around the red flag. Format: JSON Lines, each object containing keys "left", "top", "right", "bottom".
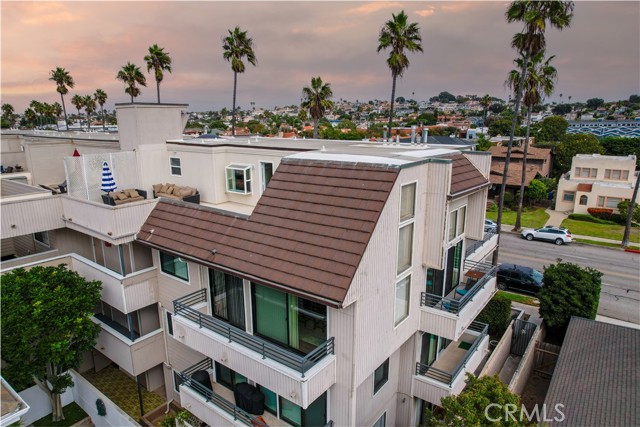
{"left": 73, "top": 149, "right": 80, "bottom": 157}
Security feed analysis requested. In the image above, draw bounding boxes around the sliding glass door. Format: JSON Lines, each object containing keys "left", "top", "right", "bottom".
{"left": 252, "top": 283, "right": 326, "bottom": 355}
{"left": 209, "top": 268, "right": 246, "bottom": 329}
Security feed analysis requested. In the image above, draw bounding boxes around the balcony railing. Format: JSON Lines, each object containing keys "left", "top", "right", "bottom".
{"left": 173, "top": 289, "right": 335, "bottom": 377}
{"left": 178, "top": 359, "right": 268, "bottom": 427}
{"left": 421, "top": 262, "right": 496, "bottom": 315}
{"left": 465, "top": 232, "right": 496, "bottom": 257}
{"left": 415, "top": 321, "right": 488, "bottom": 385}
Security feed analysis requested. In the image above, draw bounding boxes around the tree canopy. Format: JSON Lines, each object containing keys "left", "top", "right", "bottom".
{"left": 536, "top": 115, "right": 568, "bottom": 142}
{"left": 601, "top": 137, "right": 640, "bottom": 167}
{"left": 585, "top": 97, "right": 605, "bottom": 110}
{"left": 553, "top": 133, "right": 605, "bottom": 176}
{"left": 1, "top": 265, "right": 102, "bottom": 421}
{"left": 427, "top": 374, "right": 530, "bottom": 427}
{"left": 538, "top": 261, "right": 602, "bottom": 334}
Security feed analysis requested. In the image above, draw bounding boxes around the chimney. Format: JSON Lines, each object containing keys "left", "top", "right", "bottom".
{"left": 421, "top": 128, "right": 428, "bottom": 144}
{"left": 411, "top": 125, "right": 416, "bottom": 144}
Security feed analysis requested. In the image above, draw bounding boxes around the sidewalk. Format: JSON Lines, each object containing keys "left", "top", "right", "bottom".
{"left": 498, "top": 208, "right": 640, "bottom": 248}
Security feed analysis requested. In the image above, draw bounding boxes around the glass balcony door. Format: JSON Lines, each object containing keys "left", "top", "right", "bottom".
{"left": 209, "top": 269, "right": 246, "bottom": 330}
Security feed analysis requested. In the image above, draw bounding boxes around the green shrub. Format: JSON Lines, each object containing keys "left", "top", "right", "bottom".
{"left": 610, "top": 213, "right": 628, "bottom": 225}
{"left": 476, "top": 294, "right": 511, "bottom": 338}
{"left": 503, "top": 192, "right": 515, "bottom": 209}
{"left": 487, "top": 202, "right": 497, "bottom": 212}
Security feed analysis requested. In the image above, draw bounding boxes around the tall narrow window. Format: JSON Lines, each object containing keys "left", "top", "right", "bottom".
{"left": 159, "top": 252, "right": 189, "bottom": 282}
{"left": 34, "top": 231, "right": 50, "bottom": 247}
{"left": 166, "top": 311, "right": 173, "bottom": 336}
{"left": 394, "top": 275, "right": 410, "bottom": 326}
{"left": 400, "top": 183, "right": 416, "bottom": 221}
{"left": 448, "top": 206, "right": 467, "bottom": 241}
{"left": 209, "top": 269, "right": 245, "bottom": 329}
{"left": 372, "top": 413, "right": 386, "bottom": 427}
{"left": 170, "top": 157, "right": 181, "bottom": 176}
{"left": 260, "top": 162, "right": 274, "bottom": 192}
{"left": 373, "top": 359, "right": 389, "bottom": 394}
{"left": 397, "top": 223, "right": 414, "bottom": 275}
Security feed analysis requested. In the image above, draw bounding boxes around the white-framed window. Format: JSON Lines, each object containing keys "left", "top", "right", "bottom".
{"left": 605, "top": 197, "right": 623, "bottom": 209}
{"left": 373, "top": 360, "right": 389, "bottom": 395}
{"left": 226, "top": 164, "right": 252, "bottom": 194}
{"left": 166, "top": 311, "right": 174, "bottom": 336}
{"left": 397, "top": 183, "right": 416, "bottom": 275}
{"left": 448, "top": 206, "right": 467, "bottom": 241}
{"left": 394, "top": 274, "right": 411, "bottom": 326}
{"left": 597, "top": 196, "right": 605, "bottom": 207}
{"left": 563, "top": 191, "right": 575, "bottom": 202}
{"left": 605, "top": 169, "right": 629, "bottom": 181}
{"left": 260, "top": 161, "right": 274, "bottom": 192}
{"left": 170, "top": 157, "right": 181, "bottom": 176}
{"left": 575, "top": 167, "right": 597, "bottom": 178}
{"left": 33, "top": 231, "right": 50, "bottom": 247}
{"left": 579, "top": 195, "right": 588, "bottom": 205}
{"left": 159, "top": 251, "right": 189, "bottom": 282}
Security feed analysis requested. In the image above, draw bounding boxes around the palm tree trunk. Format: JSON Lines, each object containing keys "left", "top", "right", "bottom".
{"left": 388, "top": 74, "right": 397, "bottom": 141}
{"left": 232, "top": 71, "right": 238, "bottom": 136}
{"left": 87, "top": 112, "right": 91, "bottom": 131}
{"left": 313, "top": 118, "right": 319, "bottom": 139}
{"left": 492, "top": 53, "right": 529, "bottom": 265}
{"left": 101, "top": 106, "right": 106, "bottom": 132}
{"left": 130, "top": 93, "right": 134, "bottom": 103}
{"left": 622, "top": 171, "right": 640, "bottom": 247}
{"left": 514, "top": 105, "right": 533, "bottom": 231}
{"left": 156, "top": 79, "right": 161, "bottom": 104}
{"left": 61, "top": 94, "right": 69, "bottom": 131}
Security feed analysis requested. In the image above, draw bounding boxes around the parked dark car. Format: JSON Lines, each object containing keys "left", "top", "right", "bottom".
{"left": 497, "top": 263, "right": 543, "bottom": 294}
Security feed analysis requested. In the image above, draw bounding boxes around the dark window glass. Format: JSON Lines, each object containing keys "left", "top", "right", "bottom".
{"left": 214, "top": 362, "right": 246, "bottom": 390}
{"left": 160, "top": 251, "right": 189, "bottom": 281}
{"left": 209, "top": 269, "right": 245, "bottom": 329}
{"left": 166, "top": 311, "right": 173, "bottom": 336}
{"left": 373, "top": 359, "right": 389, "bottom": 394}
{"left": 174, "top": 371, "right": 183, "bottom": 392}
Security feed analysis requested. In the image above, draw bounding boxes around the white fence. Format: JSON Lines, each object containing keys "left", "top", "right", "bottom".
{"left": 17, "top": 370, "right": 140, "bottom": 427}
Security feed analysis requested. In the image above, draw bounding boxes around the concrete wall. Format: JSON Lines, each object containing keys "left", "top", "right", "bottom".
{"left": 18, "top": 384, "right": 74, "bottom": 425}
{"left": 1, "top": 134, "right": 27, "bottom": 171}
{"left": 508, "top": 323, "right": 546, "bottom": 395}
{"left": 480, "top": 319, "right": 516, "bottom": 377}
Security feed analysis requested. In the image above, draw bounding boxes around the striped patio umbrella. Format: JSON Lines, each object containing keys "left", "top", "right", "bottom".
{"left": 100, "top": 161, "right": 117, "bottom": 192}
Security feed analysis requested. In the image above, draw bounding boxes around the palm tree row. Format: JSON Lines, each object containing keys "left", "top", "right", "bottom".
{"left": 493, "top": 0, "right": 574, "bottom": 265}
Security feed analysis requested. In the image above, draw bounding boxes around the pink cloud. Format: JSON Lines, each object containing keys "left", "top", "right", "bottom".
{"left": 415, "top": 8, "right": 435, "bottom": 18}
{"left": 20, "top": 2, "right": 84, "bottom": 25}
{"left": 346, "top": 2, "right": 403, "bottom": 15}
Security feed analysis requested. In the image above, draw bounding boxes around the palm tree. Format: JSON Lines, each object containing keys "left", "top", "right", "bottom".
{"left": 49, "top": 67, "right": 74, "bottom": 131}
{"left": 71, "top": 94, "right": 84, "bottom": 130}
{"left": 24, "top": 108, "right": 36, "bottom": 128}
{"left": 377, "top": 10, "right": 423, "bottom": 139}
{"left": 30, "top": 100, "right": 44, "bottom": 128}
{"left": 42, "top": 103, "right": 54, "bottom": 129}
{"left": 2, "top": 103, "right": 15, "bottom": 127}
{"left": 52, "top": 102, "right": 63, "bottom": 130}
{"left": 222, "top": 26, "right": 257, "bottom": 136}
{"left": 480, "top": 94, "right": 491, "bottom": 124}
{"left": 94, "top": 89, "right": 108, "bottom": 132}
{"left": 301, "top": 76, "right": 334, "bottom": 139}
{"left": 494, "top": 0, "right": 573, "bottom": 264}
{"left": 116, "top": 62, "right": 147, "bottom": 103}
{"left": 83, "top": 95, "right": 96, "bottom": 131}
{"left": 507, "top": 50, "right": 557, "bottom": 231}
{"left": 144, "top": 44, "right": 172, "bottom": 103}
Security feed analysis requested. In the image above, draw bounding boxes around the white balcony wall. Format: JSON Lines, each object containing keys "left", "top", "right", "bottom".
{"left": 172, "top": 315, "right": 336, "bottom": 409}
{"left": 422, "top": 162, "right": 451, "bottom": 270}
{"left": 419, "top": 277, "right": 497, "bottom": 341}
{"left": 92, "top": 318, "right": 165, "bottom": 377}
{"left": 465, "top": 234, "right": 498, "bottom": 264}
{"left": 1, "top": 196, "right": 64, "bottom": 238}
{"left": 61, "top": 196, "right": 157, "bottom": 244}
{"left": 179, "top": 386, "right": 237, "bottom": 427}
{"left": 411, "top": 334, "right": 489, "bottom": 404}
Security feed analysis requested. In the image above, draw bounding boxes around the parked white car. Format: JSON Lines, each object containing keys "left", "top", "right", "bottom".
{"left": 521, "top": 226, "right": 573, "bottom": 245}
{"left": 484, "top": 219, "right": 498, "bottom": 233}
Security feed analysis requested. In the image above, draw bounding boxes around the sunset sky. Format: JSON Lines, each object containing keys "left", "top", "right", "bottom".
{"left": 2, "top": 1, "right": 639, "bottom": 113}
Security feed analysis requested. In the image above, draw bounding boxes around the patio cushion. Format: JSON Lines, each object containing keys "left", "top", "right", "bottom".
{"left": 152, "top": 183, "right": 163, "bottom": 193}
{"left": 116, "top": 192, "right": 128, "bottom": 201}
{"left": 160, "top": 184, "right": 169, "bottom": 193}
{"left": 127, "top": 189, "right": 140, "bottom": 198}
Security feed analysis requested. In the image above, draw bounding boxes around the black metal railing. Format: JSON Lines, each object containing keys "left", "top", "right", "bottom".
{"left": 179, "top": 359, "right": 269, "bottom": 427}
{"left": 173, "top": 290, "right": 335, "bottom": 377}
{"left": 415, "top": 321, "right": 488, "bottom": 386}
{"left": 465, "top": 232, "right": 497, "bottom": 257}
{"left": 420, "top": 264, "right": 497, "bottom": 315}
{"left": 324, "top": 421, "right": 334, "bottom": 427}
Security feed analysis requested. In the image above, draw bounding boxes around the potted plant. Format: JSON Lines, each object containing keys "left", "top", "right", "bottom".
{"left": 14, "top": 164, "right": 23, "bottom": 172}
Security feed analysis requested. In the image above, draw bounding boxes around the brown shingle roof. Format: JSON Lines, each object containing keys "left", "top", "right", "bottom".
{"left": 490, "top": 162, "right": 540, "bottom": 187}
{"left": 544, "top": 317, "right": 640, "bottom": 427}
{"left": 488, "top": 145, "right": 551, "bottom": 160}
{"left": 446, "top": 154, "right": 490, "bottom": 196}
{"left": 137, "top": 159, "right": 399, "bottom": 307}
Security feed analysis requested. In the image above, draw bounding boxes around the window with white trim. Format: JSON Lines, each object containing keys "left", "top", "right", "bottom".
{"left": 170, "top": 157, "right": 181, "bottom": 176}
{"left": 605, "top": 169, "right": 629, "bottom": 181}
{"left": 395, "top": 275, "right": 411, "bottom": 326}
{"left": 160, "top": 251, "right": 189, "bottom": 282}
{"left": 563, "top": 191, "right": 575, "bottom": 202}
{"left": 372, "top": 412, "right": 386, "bottom": 427}
{"left": 397, "top": 183, "right": 416, "bottom": 275}
{"left": 448, "top": 206, "right": 466, "bottom": 241}
{"left": 226, "top": 164, "right": 252, "bottom": 194}
{"left": 34, "top": 231, "right": 50, "bottom": 247}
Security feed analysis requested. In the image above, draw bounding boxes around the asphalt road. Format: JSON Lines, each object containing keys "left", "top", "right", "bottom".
{"left": 497, "top": 233, "right": 640, "bottom": 324}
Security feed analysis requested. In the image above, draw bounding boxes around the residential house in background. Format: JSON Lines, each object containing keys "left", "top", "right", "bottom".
{"left": 1, "top": 103, "right": 499, "bottom": 427}
{"left": 488, "top": 145, "right": 552, "bottom": 198}
{"left": 555, "top": 154, "right": 638, "bottom": 214}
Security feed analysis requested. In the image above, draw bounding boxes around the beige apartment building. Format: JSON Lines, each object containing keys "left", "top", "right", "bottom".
{"left": 1, "top": 104, "right": 499, "bottom": 427}
{"left": 555, "top": 154, "right": 638, "bottom": 214}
